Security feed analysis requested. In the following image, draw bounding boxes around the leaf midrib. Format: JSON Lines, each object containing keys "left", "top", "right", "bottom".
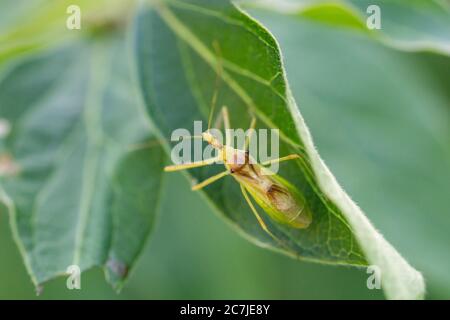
{"left": 154, "top": 1, "right": 361, "bottom": 240}
{"left": 154, "top": 0, "right": 301, "bottom": 148}
{"left": 72, "top": 43, "right": 113, "bottom": 266}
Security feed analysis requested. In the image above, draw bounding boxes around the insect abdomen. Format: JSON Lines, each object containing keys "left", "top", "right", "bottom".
{"left": 241, "top": 174, "right": 312, "bottom": 229}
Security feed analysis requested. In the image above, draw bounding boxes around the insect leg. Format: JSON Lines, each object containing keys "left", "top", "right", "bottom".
{"left": 261, "top": 154, "right": 301, "bottom": 166}
{"left": 240, "top": 185, "right": 283, "bottom": 246}
{"left": 241, "top": 186, "right": 298, "bottom": 256}
{"left": 191, "top": 170, "right": 230, "bottom": 191}
{"left": 164, "top": 157, "right": 219, "bottom": 172}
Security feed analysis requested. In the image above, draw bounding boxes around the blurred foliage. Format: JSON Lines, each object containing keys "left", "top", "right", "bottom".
{"left": 244, "top": 0, "right": 450, "bottom": 55}
{"left": 0, "top": 174, "right": 385, "bottom": 299}
{"left": 0, "top": 0, "right": 449, "bottom": 299}
{"left": 250, "top": 7, "right": 450, "bottom": 298}
{"left": 0, "top": 0, "right": 133, "bottom": 65}
{"left": 0, "top": 34, "right": 165, "bottom": 290}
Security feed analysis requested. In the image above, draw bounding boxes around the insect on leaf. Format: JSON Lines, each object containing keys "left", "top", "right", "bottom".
{"left": 135, "top": 0, "right": 425, "bottom": 299}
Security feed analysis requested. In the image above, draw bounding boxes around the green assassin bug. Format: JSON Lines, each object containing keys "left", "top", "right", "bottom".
{"left": 164, "top": 45, "right": 312, "bottom": 244}
{"left": 164, "top": 107, "right": 312, "bottom": 244}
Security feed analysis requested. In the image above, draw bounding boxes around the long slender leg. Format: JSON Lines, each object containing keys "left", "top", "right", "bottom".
{"left": 192, "top": 170, "right": 230, "bottom": 191}
{"left": 240, "top": 185, "right": 283, "bottom": 245}
{"left": 261, "top": 154, "right": 301, "bottom": 166}
{"left": 241, "top": 186, "right": 299, "bottom": 258}
{"left": 164, "top": 157, "right": 219, "bottom": 172}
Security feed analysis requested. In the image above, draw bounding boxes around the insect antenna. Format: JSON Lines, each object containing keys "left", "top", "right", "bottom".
{"left": 207, "top": 40, "right": 224, "bottom": 131}
{"left": 177, "top": 135, "right": 203, "bottom": 140}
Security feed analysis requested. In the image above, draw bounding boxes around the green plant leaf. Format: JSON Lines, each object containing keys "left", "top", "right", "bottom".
{"left": 240, "top": 0, "right": 450, "bottom": 56}
{"left": 135, "top": 0, "right": 424, "bottom": 299}
{"left": 0, "top": 35, "right": 165, "bottom": 291}
{"left": 0, "top": 0, "right": 135, "bottom": 66}
{"left": 250, "top": 7, "right": 450, "bottom": 297}
{"left": 348, "top": 0, "right": 450, "bottom": 55}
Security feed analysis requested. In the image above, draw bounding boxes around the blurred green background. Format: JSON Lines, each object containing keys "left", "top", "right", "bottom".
{"left": 0, "top": 0, "right": 449, "bottom": 299}
{"left": 0, "top": 173, "right": 385, "bottom": 299}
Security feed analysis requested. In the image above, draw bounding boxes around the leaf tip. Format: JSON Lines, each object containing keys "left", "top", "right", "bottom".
{"left": 105, "top": 257, "right": 129, "bottom": 293}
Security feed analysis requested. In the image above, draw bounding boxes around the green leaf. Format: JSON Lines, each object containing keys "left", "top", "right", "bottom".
{"left": 0, "top": 35, "right": 165, "bottom": 290}
{"left": 241, "top": 0, "right": 368, "bottom": 31}
{"left": 250, "top": 7, "right": 450, "bottom": 297}
{"left": 348, "top": 0, "right": 450, "bottom": 55}
{"left": 135, "top": 0, "right": 424, "bottom": 299}
{"left": 106, "top": 144, "right": 165, "bottom": 290}
{"left": 240, "top": 0, "right": 450, "bottom": 56}
{"left": 0, "top": 0, "right": 135, "bottom": 66}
